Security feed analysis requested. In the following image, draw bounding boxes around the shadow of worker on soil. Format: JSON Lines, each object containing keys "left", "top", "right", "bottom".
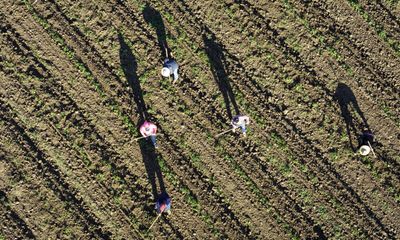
{"left": 203, "top": 33, "right": 239, "bottom": 120}
{"left": 143, "top": 4, "right": 170, "bottom": 60}
{"left": 334, "top": 83, "right": 370, "bottom": 151}
{"left": 118, "top": 33, "right": 165, "bottom": 200}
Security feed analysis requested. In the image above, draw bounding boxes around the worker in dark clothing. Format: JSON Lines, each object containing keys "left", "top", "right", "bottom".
{"left": 155, "top": 192, "right": 171, "bottom": 214}
{"left": 161, "top": 58, "right": 179, "bottom": 83}
{"left": 358, "top": 130, "right": 375, "bottom": 156}
{"left": 147, "top": 191, "right": 171, "bottom": 231}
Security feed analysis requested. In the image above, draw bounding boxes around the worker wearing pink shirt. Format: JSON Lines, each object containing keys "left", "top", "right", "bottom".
{"left": 140, "top": 121, "right": 158, "bottom": 148}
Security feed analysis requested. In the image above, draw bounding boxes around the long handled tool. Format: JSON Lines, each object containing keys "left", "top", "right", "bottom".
{"left": 133, "top": 135, "right": 148, "bottom": 141}
{"left": 367, "top": 140, "right": 377, "bottom": 158}
{"left": 164, "top": 44, "right": 169, "bottom": 59}
{"left": 133, "top": 134, "right": 163, "bottom": 141}
{"left": 147, "top": 213, "right": 162, "bottom": 232}
{"left": 215, "top": 128, "right": 233, "bottom": 138}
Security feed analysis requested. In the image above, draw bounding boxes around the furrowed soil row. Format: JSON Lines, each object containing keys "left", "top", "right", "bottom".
{"left": 267, "top": 0, "right": 400, "bottom": 186}
{"left": 278, "top": 1, "right": 400, "bottom": 150}
{"left": 211, "top": 0, "right": 400, "bottom": 142}
{"left": 0, "top": 191, "right": 35, "bottom": 239}
{"left": 0, "top": 99, "right": 112, "bottom": 239}
{"left": 0, "top": 157, "right": 37, "bottom": 239}
{"left": 198, "top": 0, "right": 400, "bottom": 202}
{"left": 0, "top": 146, "right": 99, "bottom": 239}
{"left": 18, "top": 5, "right": 247, "bottom": 238}
{"left": 137, "top": 0, "right": 384, "bottom": 238}
{"left": 6, "top": 1, "right": 262, "bottom": 238}
{"left": 347, "top": 0, "right": 400, "bottom": 55}
{"left": 1, "top": 15, "right": 206, "bottom": 240}
{"left": 0, "top": 65, "right": 149, "bottom": 238}
{"left": 183, "top": 0, "right": 398, "bottom": 193}
{"left": 283, "top": 0, "right": 400, "bottom": 121}
{"left": 151, "top": 0, "right": 400, "bottom": 236}
{"left": 60, "top": 0, "right": 310, "bottom": 238}
{"left": 169, "top": 0, "right": 396, "bottom": 150}
{"left": 382, "top": 0, "right": 400, "bottom": 17}
{"left": 278, "top": 0, "right": 400, "bottom": 192}
{"left": 2, "top": 0, "right": 399, "bottom": 239}
{"left": 361, "top": 0, "right": 400, "bottom": 35}
{"left": 25, "top": 0, "right": 310, "bottom": 238}
{"left": 0, "top": 35, "right": 212, "bottom": 238}
{"left": 25, "top": 0, "right": 145, "bottom": 112}
{"left": 138, "top": 0, "right": 400, "bottom": 236}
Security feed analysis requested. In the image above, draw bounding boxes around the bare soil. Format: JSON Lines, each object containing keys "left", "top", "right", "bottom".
{"left": 1, "top": 0, "right": 399, "bottom": 239}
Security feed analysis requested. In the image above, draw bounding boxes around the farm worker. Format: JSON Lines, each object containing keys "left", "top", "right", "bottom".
{"left": 161, "top": 58, "right": 179, "bottom": 82}
{"left": 155, "top": 192, "right": 171, "bottom": 214}
{"left": 140, "top": 121, "right": 158, "bottom": 148}
{"left": 358, "top": 131, "right": 374, "bottom": 156}
{"left": 231, "top": 115, "right": 250, "bottom": 136}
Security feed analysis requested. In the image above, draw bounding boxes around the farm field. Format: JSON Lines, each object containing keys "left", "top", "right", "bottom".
{"left": 1, "top": 0, "right": 399, "bottom": 239}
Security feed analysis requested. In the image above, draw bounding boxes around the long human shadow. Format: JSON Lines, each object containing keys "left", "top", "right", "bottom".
{"left": 0, "top": 108, "right": 111, "bottom": 239}
{"left": 203, "top": 33, "right": 240, "bottom": 120}
{"left": 334, "top": 83, "right": 370, "bottom": 151}
{"left": 166, "top": 2, "right": 394, "bottom": 236}
{"left": 118, "top": 33, "right": 165, "bottom": 199}
{"left": 118, "top": 33, "right": 147, "bottom": 122}
{"left": 143, "top": 4, "right": 170, "bottom": 59}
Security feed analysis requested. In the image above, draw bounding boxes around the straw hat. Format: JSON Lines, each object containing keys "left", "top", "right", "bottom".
{"left": 161, "top": 67, "right": 170, "bottom": 77}
{"left": 359, "top": 145, "right": 371, "bottom": 156}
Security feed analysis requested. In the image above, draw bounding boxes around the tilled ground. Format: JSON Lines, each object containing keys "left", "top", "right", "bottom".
{"left": 1, "top": 0, "right": 399, "bottom": 239}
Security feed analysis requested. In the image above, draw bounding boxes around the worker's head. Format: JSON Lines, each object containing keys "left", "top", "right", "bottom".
{"left": 142, "top": 121, "right": 150, "bottom": 130}
{"left": 359, "top": 145, "right": 370, "bottom": 156}
{"left": 233, "top": 116, "right": 239, "bottom": 123}
{"left": 161, "top": 67, "right": 170, "bottom": 77}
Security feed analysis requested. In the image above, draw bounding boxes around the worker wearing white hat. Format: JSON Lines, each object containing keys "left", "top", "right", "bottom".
{"left": 358, "top": 131, "right": 375, "bottom": 156}
{"left": 161, "top": 58, "right": 179, "bottom": 83}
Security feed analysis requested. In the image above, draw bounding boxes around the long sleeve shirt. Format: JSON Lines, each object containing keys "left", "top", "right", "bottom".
{"left": 231, "top": 115, "right": 250, "bottom": 128}
{"left": 163, "top": 58, "right": 179, "bottom": 81}
{"left": 140, "top": 121, "right": 157, "bottom": 137}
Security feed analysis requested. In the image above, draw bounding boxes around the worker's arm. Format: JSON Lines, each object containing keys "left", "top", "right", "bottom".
{"left": 151, "top": 126, "right": 157, "bottom": 135}
{"left": 172, "top": 68, "right": 179, "bottom": 82}
{"left": 231, "top": 120, "right": 237, "bottom": 128}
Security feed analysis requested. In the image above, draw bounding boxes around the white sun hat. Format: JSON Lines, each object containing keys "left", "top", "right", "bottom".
{"left": 161, "top": 67, "right": 170, "bottom": 77}
{"left": 359, "top": 145, "right": 371, "bottom": 156}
